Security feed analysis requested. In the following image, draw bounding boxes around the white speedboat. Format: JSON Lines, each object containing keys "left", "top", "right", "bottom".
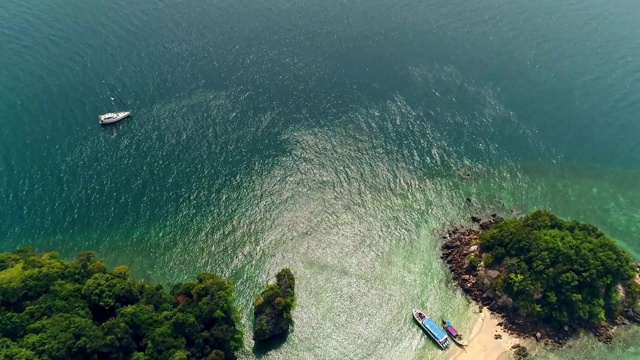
{"left": 99, "top": 111, "right": 131, "bottom": 124}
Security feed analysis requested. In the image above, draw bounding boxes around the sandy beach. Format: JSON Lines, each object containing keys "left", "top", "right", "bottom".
{"left": 448, "top": 307, "right": 532, "bottom": 360}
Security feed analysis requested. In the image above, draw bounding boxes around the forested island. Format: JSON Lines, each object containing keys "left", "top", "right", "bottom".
{"left": 253, "top": 268, "right": 296, "bottom": 342}
{"left": 0, "top": 249, "right": 243, "bottom": 360}
{"left": 442, "top": 210, "right": 640, "bottom": 344}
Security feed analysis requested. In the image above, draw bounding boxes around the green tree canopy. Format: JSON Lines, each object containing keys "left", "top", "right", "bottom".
{"left": 253, "top": 268, "right": 296, "bottom": 342}
{"left": 0, "top": 248, "right": 243, "bottom": 359}
{"left": 480, "top": 210, "right": 639, "bottom": 327}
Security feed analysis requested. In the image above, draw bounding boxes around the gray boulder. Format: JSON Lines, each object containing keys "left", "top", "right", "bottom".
{"left": 486, "top": 270, "right": 500, "bottom": 281}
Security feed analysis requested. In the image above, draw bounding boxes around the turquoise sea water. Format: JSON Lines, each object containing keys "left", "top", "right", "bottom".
{"left": 2, "top": 0, "right": 640, "bottom": 358}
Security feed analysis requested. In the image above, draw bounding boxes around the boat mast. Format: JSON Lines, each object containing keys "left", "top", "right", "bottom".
{"left": 103, "top": 81, "right": 128, "bottom": 111}
{"left": 110, "top": 96, "right": 118, "bottom": 112}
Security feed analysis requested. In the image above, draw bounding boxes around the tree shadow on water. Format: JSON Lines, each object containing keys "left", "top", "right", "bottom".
{"left": 252, "top": 331, "right": 290, "bottom": 358}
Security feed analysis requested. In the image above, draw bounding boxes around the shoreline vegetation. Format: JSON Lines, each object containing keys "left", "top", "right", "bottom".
{"left": 4, "top": 211, "right": 639, "bottom": 359}
{"left": 441, "top": 210, "right": 640, "bottom": 358}
{"left": 0, "top": 249, "right": 247, "bottom": 359}
{"left": 0, "top": 248, "right": 297, "bottom": 359}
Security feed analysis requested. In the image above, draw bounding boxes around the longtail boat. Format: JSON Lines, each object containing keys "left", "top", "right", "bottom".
{"left": 442, "top": 319, "right": 467, "bottom": 347}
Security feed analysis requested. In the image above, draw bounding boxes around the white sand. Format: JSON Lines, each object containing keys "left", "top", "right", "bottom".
{"left": 448, "top": 307, "right": 532, "bottom": 360}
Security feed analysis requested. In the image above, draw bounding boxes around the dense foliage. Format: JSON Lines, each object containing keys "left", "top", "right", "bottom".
{"left": 480, "top": 210, "right": 640, "bottom": 327}
{"left": 253, "top": 268, "right": 296, "bottom": 341}
{"left": 0, "top": 248, "right": 243, "bottom": 360}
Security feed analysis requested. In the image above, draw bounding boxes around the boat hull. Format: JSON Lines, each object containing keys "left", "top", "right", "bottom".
{"left": 99, "top": 111, "right": 131, "bottom": 124}
{"left": 448, "top": 335, "right": 467, "bottom": 347}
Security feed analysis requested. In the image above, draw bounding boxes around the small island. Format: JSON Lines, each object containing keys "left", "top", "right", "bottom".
{"left": 253, "top": 268, "right": 296, "bottom": 342}
{"left": 441, "top": 210, "right": 640, "bottom": 346}
{"left": 0, "top": 248, "right": 243, "bottom": 360}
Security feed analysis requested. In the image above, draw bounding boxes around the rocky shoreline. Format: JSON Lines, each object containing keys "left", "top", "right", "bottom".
{"left": 440, "top": 215, "right": 640, "bottom": 347}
